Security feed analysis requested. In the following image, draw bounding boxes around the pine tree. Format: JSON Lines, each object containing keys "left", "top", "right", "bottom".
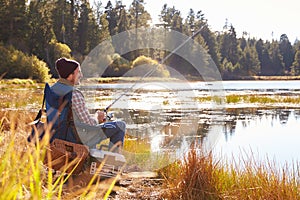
{"left": 269, "top": 41, "right": 285, "bottom": 75}
{"left": 279, "top": 34, "right": 294, "bottom": 74}
{"left": 219, "top": 24, "right": 242, "bottom": 76}
{"left": 0, "top": 0, "right": 28, "bottom": 50}
{"left": 52, "top": 0, "right": 79, "bottom": 50}
{"left": 104, "top": 1, "right": 118, "bottom": 36}
{"left": 27, "top": 0, "right": 55, "bottom": 64}
{"left": 291, "top": 42, "right": 300, "bottom": 75}
{"left": 238, "top": 44, "right": 260, "bottom": 76}
{"left": 77, "top": 0, "right": 101, "bottom": 55}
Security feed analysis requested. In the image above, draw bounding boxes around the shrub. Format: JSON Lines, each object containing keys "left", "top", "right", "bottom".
{"left": 128, "top": 55, "right": 170, "bottom": 78}
{"left": 48, "top": 39, "right": 72, "bottom": 77}
{"left": 102, "top": 53, "right": 131, "bottom": 77}
{"left": 0, "top": 45, "right": 50, "bottom": 82}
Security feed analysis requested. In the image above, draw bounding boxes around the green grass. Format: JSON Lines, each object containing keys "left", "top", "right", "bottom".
{"left": 196, "top": 94, "right": 300, "bottom": 105}
{"left": 0, "top": 78, "right": 56, "bottom": 85}
{"left": 0, "top": 78, "right": 37, "bottom": 85}
{"left": 123, "top": 137, "right": 152, "bottom": 169}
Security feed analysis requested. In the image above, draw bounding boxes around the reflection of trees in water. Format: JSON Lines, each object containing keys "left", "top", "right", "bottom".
{"left": 118, "top": 107, "right": 300, "bottom": 150}
{"left": 223, "top": 120, "right": 237, "bottom": 142}
{"left": 221, "top": 108, "right": 300, "bottom": 140}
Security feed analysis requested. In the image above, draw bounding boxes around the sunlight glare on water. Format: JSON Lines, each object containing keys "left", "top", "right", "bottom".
{"left": 80, "top": 80, "right": 300, "bottom": 171}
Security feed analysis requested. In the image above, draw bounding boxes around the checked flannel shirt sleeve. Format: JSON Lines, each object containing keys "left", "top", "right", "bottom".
{"left": 72, "top": 89, "right": 98, "bottom": 126}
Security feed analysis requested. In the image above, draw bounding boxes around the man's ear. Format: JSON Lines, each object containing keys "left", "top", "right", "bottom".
{"left": 66, "top": 73, "right": 74, "bottom": 81}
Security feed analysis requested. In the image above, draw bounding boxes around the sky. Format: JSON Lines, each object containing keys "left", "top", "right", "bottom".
{"left": 105, "top": 0, "right": 300, "bottom": 43}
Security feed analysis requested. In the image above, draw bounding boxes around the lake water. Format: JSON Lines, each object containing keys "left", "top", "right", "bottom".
{"left": 79, "top": 80, "right": 300, "bottom": 170}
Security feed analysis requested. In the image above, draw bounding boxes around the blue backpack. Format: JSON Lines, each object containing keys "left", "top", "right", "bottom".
{"left": 28, "top": 83, "right": 82, "bottom": 144}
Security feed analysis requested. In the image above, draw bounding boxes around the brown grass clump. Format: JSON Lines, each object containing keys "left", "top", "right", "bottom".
{"left": 162, "top": 146, "right": 300, "bottom": 200}
{"left": 162, "top": 148, "right": 221, "bottom": 199}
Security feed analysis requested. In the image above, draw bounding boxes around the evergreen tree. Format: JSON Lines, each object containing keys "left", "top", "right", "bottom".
{"left": 104, "top": 1, "right": 118, "bottom": 36}
{"left": 239, "top": 37, "right": 247, "bottom": 51}
{"left": 238, "top": 45, "right": 260, "bottom": 76}
{"left": 27, "top": 0, "right": 55, "bottom": 66}
{"left": 219, "top": 24, "right": 242, "bottom": 76}
{"left": 77, "top": 1, "right": 89, "bottom": 55}
{"left": 291, "top": 41, "right": 300, "bottom": 75}
{"left": 260, "top": 43, "right": 273, "bottom": 75}
{"left": 128, "top": 0, "right": 151, "bottom": 29}
{"left": 99, "top": 13, "right": 112, "bottom": 42}
{"left": 159, "top": 4, "right": 183, "bottom": 33}
{"left": 195, "top": 10, "right": 221, "bottom": 71}
{"left": 279, "top": 34, "right": 294, "bottom": 74}
{"left": 77, "top": 0, "right": 101, "bottom": 55}
{"left": 184, "top": 9, "right": 222, "bottom": 77}
{"left": 255, "top": 39, "right": 264, "bottom": 66}
{"left": 185, "top": 9, "right": 196, "bottom": 35}
{"left": 159, "top": 4, "right": 185, "bottom": 74}
{"left": 116, "top": 1, "right": 128, "bottom": 33}
{"left": 0, "top": 0, "right": 28, "bottom": 51}
{"left": 52, "top": 0, "right": 79, "bottom": 50}
{"left": 269, "top": 41, "right": 284, "bottom": 75}
{"left": 127, "top": 0, "right": 151, "bottom": 58}
{"left": 159, "top": 4, "right": 171, "bottom": 25}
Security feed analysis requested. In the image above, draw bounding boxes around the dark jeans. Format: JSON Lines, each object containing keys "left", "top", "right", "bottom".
{"left": 76, "top": 120, "right": 126, "bottom": 150}
{"left": 100, "top": 121, "right": 126, "bottom": 150}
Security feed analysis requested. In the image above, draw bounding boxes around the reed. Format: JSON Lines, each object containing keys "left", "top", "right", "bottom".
{"left": 0, "top": 85, "right": 43, "bottom": 109}
{"left": 162, "top": 146, "right": 300, "bottom": 200}
{"left": 196, "top": 94, "right": 300, "bottom": 105}
{"left": 0, "top": 111, "right": 124, "bottom": 200}
{"left": 0, "top": 78, "right": 36, "bottom": 85}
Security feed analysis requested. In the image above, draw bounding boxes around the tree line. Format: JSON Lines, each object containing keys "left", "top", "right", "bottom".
{"left": 1, "top": 0, "right": 300, "bottom": 81}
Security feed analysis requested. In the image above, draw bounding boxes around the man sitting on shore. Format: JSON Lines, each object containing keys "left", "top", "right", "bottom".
{"left": 51, "top": 57, "right": 126, "bottom": 152}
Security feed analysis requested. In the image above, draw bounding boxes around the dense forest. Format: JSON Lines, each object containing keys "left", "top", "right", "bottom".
{"left": 1, "top": 0, "right": 300, "bottom": 82}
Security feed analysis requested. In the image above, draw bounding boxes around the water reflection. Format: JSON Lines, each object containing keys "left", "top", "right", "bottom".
{"left": 215, "top": 108, "right": 300, "bottom": 167}
{"left": 3, "top": 81, "right": 300, "bottom": 170}
{"left": 79, "top": 81, "right": 300, "bottom": 169}
{"left": 116, "top": 107, "right": 300, "bottom": 167}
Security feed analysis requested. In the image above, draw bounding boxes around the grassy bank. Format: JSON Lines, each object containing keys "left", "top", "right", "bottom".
{"left": 196, "top": 94, "right": 300, "bottom": 106}
{"left": 161, "top": 146, "right": 300, "bottom": 199}
{"left": 2, "top": 76, "right": 300, "bottom": 87}
{"left": 1, "top": 79, "right": 300, "bottom": 199}
{"left": 2, "top": 109, "right": 299, "bottom": 199}
{"left": 0, "top": 111, "right": 121, "bottom": 199}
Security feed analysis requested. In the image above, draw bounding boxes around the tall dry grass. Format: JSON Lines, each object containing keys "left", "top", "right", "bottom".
{"left": 0, "top": 111, "right": 122, "bottom": 200}
{"left": 162, "top": 145, "right": 300, "bottom": 200}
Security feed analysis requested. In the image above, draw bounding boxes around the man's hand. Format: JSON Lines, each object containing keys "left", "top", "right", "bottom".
{"left": 96, "top": 110, "right": 106, "bottom": 123}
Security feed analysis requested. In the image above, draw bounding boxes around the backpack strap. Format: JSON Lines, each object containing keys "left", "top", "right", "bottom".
{"left": 27, "top": 84, "right": 47, "bottom": 142}
{"left": 34, "top": 85, "right": 47, "bottom": 121}
{"left": 67, "top": 103, "right": 83, "bottom": 144}
{"left": 52, "top": 90, "right": 83, "bottom": 145}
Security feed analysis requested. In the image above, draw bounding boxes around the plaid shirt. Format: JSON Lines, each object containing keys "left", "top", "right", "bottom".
{"left": 72, "top": 89, "right": 98, "bottom": 126}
